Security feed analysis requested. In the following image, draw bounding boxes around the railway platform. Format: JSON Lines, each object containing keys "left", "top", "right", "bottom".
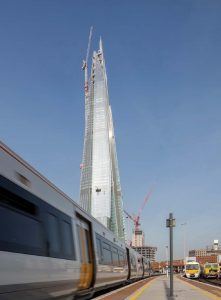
{"left": 127, "top": 275, "right": 221, "bottom": 300}
{"left": 95, "top": 275, "right": 221, "bottom": 299}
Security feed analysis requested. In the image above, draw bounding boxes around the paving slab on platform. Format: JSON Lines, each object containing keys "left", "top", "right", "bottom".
{"left": 127, "top": 275, "right": 219, "bottom": 300}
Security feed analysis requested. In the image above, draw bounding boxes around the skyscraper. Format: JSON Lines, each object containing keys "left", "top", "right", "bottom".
{"left": 80, "top": 38, "right": 125, "bottom": 240}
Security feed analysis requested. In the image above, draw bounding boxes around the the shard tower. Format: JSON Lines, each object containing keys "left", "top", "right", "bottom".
{"left": 80, "top": 37, "right": 125, "bottom": 241}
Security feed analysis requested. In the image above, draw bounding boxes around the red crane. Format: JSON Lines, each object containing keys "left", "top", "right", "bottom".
{"left": 124, "top": 188, "right": 153, "bottom": 232}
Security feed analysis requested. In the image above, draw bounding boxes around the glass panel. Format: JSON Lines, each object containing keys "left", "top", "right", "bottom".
{"left": 61, "top": 220, "right": 74, "bottom": 258}
{"left": 112, "top": 247, "right": 119, "bottom": 266}
{"left": 84, "top": 229, "right": 91, "bottom": 263}
{"left": 102, "top": 246, "right": 112, "bottom": 265}
{"left": 96, "top": 237, "right": 102, "bottom": 263}
{"left": 48, "top": 213, "right": 60, "bottom": 254}
{"left": 77, "top": 224, "right": 83, "bottom": 262}
{"left": 0, "top": 205, "right": 43, "bottom": 251}
{"left": 119, "top": 252, "right": 125, "bottom": 267}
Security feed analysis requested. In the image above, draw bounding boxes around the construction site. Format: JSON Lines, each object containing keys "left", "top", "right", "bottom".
{"left": 124, "top": 188, "right": 157, "bottom": 262}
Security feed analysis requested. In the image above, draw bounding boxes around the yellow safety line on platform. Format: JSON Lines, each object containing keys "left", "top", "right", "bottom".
{"left": 177, "top": 277, "right": 221, "bottom": 300}
{"left": 127, "top": 277, "right": 157, "bottom": 300}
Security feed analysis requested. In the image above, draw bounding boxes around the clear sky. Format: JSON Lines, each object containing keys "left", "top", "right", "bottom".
{"left": 0, "top": 0, "right": 221, "bottom": 260}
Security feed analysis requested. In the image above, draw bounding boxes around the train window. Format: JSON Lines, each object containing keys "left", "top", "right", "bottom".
{"left": 102, "top": 242, "right": 112, "bottom": 265}
{"left": 119, "top": 251, "right": 125, "bottom": 267}
{"left": 77, "top": 225, "right": 91, "bottom": 263}
{"left": 103, "top": 247, "right": 112, "bottom": 265}
{"left": 112, "top": 247, "right": 119, "bottom": 266}
{"left": 61, "top": 220, "right": 75, "bottom": 259}
{"left": 131, "top": 255, "right": 136, "bottom": 269}
{"left": 84, "top": 229, "right": 91, "bottom": 263}
{"left": 103, "top": 241, "right": 110, "bottom": 250}
{"left": 96, "top": 237, "right": 102, "bottom": 263}
{"left": 0, "top": 187, "right": 36, "bottom": 215}
{"left": 0, "top": 179, "right": 78, "bottom": 260}
{"left": 0, "top": 188, "right": 45, "bottom": 256}
{"left": 48, "top": 213, "right": 61, "bottom": 256}
{"left": 77, "top": 225, "right": 83, "bottom": 262}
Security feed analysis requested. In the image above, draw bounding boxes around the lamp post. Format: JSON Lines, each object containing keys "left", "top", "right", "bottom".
{"left": 166, "top": 213, "right": 176, "bottom": 297}
{"left": 165, "top": 245, "right": 169, "bottom": 277}
{"left": 181, "top": 222, "right": 187, "bottom": 263}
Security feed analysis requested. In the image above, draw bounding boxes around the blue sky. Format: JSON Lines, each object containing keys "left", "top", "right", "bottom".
{"left": 0, "top": 0, "right": 221, "bottom": 260}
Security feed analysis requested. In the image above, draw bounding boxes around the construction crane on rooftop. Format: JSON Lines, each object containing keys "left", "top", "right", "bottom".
{"left": 80, "top": 27, "right": 93, "bottom": 171}
{"left": 124, "top": 188, "right": 153, "bottom": 232}
{"left": 82, "top": 26, "right": 93, "bottom": 97}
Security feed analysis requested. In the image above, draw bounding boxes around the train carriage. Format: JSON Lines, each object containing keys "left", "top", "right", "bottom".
{"left": 184, "top": 261, "right": 200, "bottom": 279}
{"left": 0, "top": 141, "right": 151, "bottom": 299}
{"left": 202, "top": 263, "right": 219, "bottom": 279}
{"left": 0, "top": 142, "right": 82, "bottom": 299}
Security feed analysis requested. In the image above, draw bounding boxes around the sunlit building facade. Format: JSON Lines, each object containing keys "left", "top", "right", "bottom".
{"left": 133, "top": 246, "right": 157, "bottom": 262}
{"left": 132, "top": 230, "right": 145, "bottom": 247}
{"left": 80, "top": 39, "right": 125, "bottom": 240}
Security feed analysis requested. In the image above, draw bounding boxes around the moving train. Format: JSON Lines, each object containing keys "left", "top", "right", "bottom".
{"left": 0, "top": 141, "right": 152, "bottom": 299}
{"left": 202, "top": 263, "right": 219, "bottom": 278}
{"left": 184, "top": 261, "right": 201, "bottom": 279}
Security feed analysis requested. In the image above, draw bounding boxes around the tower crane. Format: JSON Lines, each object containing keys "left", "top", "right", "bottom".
{"left": 80, "top": 27, "right": 93, "bottom": 170}
{"left": 124, "top": 188, "right": 153, "bottom": 232}
{"left": 82, "top": 26, "right": 93, "bottom": 97}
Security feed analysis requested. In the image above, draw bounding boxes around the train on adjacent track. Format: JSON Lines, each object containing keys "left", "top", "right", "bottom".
{"left": 184, "top": 261, "right": 201, "bottom": 279}
{"left": 0, "top": 141, "right": 152, "bottom": 299}
{"left": 202, "top": 263, "right": 219, "bottom": 279}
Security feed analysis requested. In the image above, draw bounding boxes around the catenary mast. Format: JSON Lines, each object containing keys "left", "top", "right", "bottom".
{"left": 80, "top": 31, "right": 125, "bottom": 241}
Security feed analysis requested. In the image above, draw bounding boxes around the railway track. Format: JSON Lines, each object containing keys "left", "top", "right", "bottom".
{"left": 182, "top": 274, "right": 221, "bottom": 288}
{"left": 197, "top": 277, "right": 221, "bottom": 287}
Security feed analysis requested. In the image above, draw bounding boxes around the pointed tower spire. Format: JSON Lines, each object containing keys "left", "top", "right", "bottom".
{"left": 99, "top": 36, "right": 103, "bottom": 52}
{"left": 80, "top": 38, "right": 125, "bottom": 241}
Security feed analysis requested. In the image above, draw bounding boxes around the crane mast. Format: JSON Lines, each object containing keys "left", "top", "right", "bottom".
{"left": 124, "top": 188, "right": 153, "bottom": 232}
{"left": 82, "top": 26, "right": 93, "bottom": 98}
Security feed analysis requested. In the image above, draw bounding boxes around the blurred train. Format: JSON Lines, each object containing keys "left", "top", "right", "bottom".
{"left": 184, "top": 261, "right": 201, "bottom": 279}
{"left": 202, "top": 263, "right": 219, "bottom": 278}
{"left": 0, "top": 141, "right": 152, "bottom": 299}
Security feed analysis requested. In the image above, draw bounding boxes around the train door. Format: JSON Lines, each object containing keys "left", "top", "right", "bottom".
{"left": 141, "top": 257, "right": 144, "bottom": 277}
{"left": 126, "top": 247, "right": 131, "bottom": 280}
{"left": 76, "top": 215, "right": 94, "bottom": 290}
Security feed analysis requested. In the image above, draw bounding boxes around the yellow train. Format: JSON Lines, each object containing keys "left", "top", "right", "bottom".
{"left": 184, "top": 261, "right": 200, "bottom": 279}
{"left": 202, "top": 263, "right": 219, "bottom": 278}
{"left": 218, "top": 263, "right": 221, "bottom": 279}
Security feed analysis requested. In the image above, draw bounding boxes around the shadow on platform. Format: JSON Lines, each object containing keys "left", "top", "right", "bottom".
{"left": 163, "top": 279, "right": 176, "bottom": 300}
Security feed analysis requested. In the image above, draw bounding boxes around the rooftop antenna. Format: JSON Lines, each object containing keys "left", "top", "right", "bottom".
{"left": 82, "top": 26, "right": 93, "bottom": 97}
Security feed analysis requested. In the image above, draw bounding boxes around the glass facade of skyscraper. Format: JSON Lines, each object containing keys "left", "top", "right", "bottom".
{"left": 80, "top": 40, "right": 125, "bottom": 240}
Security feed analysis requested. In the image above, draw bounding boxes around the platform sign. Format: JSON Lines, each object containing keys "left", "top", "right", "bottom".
{"left": 166, "top": 218, "right": 176, "bottom": 227}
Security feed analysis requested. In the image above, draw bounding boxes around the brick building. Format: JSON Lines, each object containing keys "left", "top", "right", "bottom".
{"left": 196, "top": 255, "right": 218, "bottom": 265}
